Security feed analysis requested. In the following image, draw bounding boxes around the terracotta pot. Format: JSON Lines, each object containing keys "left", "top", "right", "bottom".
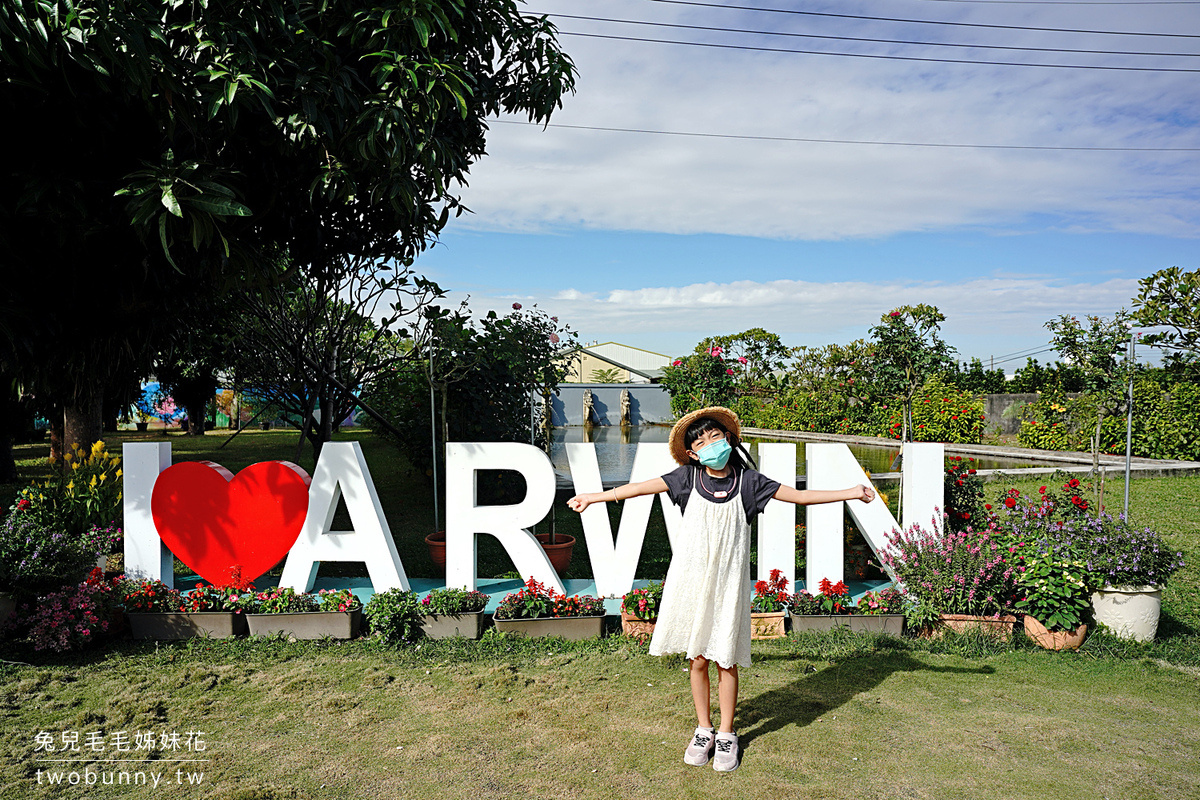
{"left": 420, "top": 612, "right": 485, "bottom": 640}
{"left": 246, "top": 609, "right": 361, "bottom": 639}
{"left": 1091, "top": 585, "right": 1161, "bottom": 642}
{"left": 535, "top": 533, "right": 575, "bottom": 575}
{"left": 1023, "top": 616, "right": 1088, "bottom": 650}
{"left": 751, "top": 611, "right": 786, "bottom": 639}
{"left": 932, "top": 613, "right": 1018, "bottom": 641}
{"left": 425, "top": 531, "right": 446, "bottom": 571}
{"left": 620, "top": 609, "right": 657, "bottom": 640}
{"left": 789, "top": 614, "right": 904, "bottom": 636}
{"left": 127, "top": 611, "right": 248, "bottom": 639}
{"left": 494, "top": 615, "right": 603, "bottom": 641}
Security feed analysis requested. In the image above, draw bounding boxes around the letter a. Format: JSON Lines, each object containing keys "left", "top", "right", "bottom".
{"left": 280, "top": 441, "right": 409, "bottom": 593}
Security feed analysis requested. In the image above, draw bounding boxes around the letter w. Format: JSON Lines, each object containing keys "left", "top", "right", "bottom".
{"left": 566, "top": 442, "right": 682, "bottom": 598}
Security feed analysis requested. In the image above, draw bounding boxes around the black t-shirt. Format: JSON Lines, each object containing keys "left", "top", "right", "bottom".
{"left": 661, "top": 464, "right": 781, "bottom": 522}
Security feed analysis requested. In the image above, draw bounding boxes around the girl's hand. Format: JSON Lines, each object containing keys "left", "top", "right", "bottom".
{"left": 857, "top": 484, "right": 876, "bottom": 503}
{"left": 567, "top": 494, "right": 595, "bottom": 513}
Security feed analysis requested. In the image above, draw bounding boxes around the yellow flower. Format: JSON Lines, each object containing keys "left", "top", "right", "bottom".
{"left": 91, "top": 441, "right": 106, "bottom": 456}
{"left": 116, "top": 469, "right": 123, "bottom": 478}
{"left": 63, "top": 452, "right": 73, "bottom": 463}
{"left": 89, "top": 475, "right": 97, "bottom": 488}
{"left": 66, "top": 480, "right": 74, "bottom": 492}
{"left": 99, "top": 473, "right": 107, "bottom": 483}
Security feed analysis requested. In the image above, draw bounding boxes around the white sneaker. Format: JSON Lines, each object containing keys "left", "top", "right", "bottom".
{"left": 683, "top": 727, "right": 715, "bottom": 766}
{"left": 713, "top": 732, "right": 739, "bottom": 772}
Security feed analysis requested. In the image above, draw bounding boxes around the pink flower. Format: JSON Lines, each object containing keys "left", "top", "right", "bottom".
{"left": 672, "top": 359, "right": 682, "bottom": 366}
{"left": 737, "top": 356, "right": 747, "bottom": 364}
{"left": 549, "top": 333, "right": 559, "bottom": 343}
{"left": 709, "top": 346, "right": 723, "bottom": 357}
{"left": 512, "top": 302, "right": 522, "bottom": 310}
{"left": 889, "top": 310, "right": 901, "bottom": 317}
{"left": 726, "top": 368, "right": 734, "bottom": 375}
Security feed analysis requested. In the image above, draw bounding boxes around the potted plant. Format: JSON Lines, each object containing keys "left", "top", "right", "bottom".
{"left": 620, "top": 581, "right": 663, "bottom": 640}
{"left": 493, "top": 577, "right": 605, "bottom": 640}
{"left": 418, "top": 587, "right": 490, "bottom": 639}
{"left": 122, "top": 579, "right": 248, "bottom": 639}
{"left": 1011, "top": 543, "right": 1091, "bottom": 650}
{"left": 133, "top": 399, "right": 154, "bottom": 432}
{"left": 751, "top": 569, "right": 790, "bottom": 639}
{"left": 425, "top": 529, "right": 575, "bottom": 576}
{"left": 787, "top": 580, "right": 905, "bottom": 635}
{"left": 245, "top": 587, "right": 362, "bottom": 639}
{"left": 878, "top": 522, "right": 1019, "bottom": 640}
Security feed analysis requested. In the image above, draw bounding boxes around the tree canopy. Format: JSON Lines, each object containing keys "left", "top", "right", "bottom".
{"left": 0, "top": 0, "right": 576, "bottom": 449}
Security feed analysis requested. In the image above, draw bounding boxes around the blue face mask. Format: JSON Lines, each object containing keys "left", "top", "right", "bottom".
{"left": 694, "top": 437, "right": 732, "bottom": 470}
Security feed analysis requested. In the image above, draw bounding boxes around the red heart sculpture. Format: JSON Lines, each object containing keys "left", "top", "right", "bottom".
{"left": 151, "top": 460, "right": 311, "bottom": 587}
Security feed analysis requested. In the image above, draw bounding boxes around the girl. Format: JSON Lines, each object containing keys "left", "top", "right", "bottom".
{"left": 567, "top": 406, "right": 875, "bottom": 773}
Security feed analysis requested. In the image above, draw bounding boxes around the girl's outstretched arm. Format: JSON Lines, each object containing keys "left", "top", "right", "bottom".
{"left": 774, "top": 483, "right": 876, "bottom": 506}
{"left": 567, "top": 477, "right": 669, "bottom": 513}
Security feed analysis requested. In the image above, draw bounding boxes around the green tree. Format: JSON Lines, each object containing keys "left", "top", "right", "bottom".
{"left": 589, "top": 368, "right": 622, "bottom": 383}
{"left": 695, "top": 328, "right": 791, "bottom": 391}
{"left": 1045, "top": 310, "right": 1134, "bottom": 506}
{"left": 868, "top": 305, "right": 956, "bottom": 442}
{"left": 1131, "top": 266, "right": 1200, "bottom": 378}
{"left": 0, "top": 0, "right": 575, "bottom": 457}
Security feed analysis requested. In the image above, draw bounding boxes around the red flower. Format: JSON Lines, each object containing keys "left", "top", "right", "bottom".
{"left": 1039, "top": 486, "right": 1046, "bottom": 494}
{"left": 1004, "top": 497, "right": 1016, "bottom": 508}
{"left": 512, "top": 302, "right": 522, "bottom": 310}
{"left": 984, "top": 503, "right": 992, "bottom": 510}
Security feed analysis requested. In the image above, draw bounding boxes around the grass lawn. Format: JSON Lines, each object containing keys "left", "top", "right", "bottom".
{"left": 2, "top": 429, "right": 1199, "bottom": 799}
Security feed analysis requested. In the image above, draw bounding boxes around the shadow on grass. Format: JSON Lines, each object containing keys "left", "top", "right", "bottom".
{"left": 737, "top": 650, "right": 995, "bottom": 752}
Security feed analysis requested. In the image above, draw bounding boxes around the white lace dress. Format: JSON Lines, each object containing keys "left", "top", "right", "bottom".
{"left": 648, "top": 480, "right": 752, "bottom": 669}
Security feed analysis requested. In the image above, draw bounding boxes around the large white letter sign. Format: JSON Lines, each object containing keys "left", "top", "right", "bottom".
{"left": 756, "top": 443, "right": 797, "bottom": 588}
{"left": 804, "top": 442, "right": 944, "bottom": 589}
{"left": 566, "top": 442, "right": 683, "bottom": 597}
{"left": 279, "top": 441, "right": 410, "bottom": 593}
{"left": 123, "top": 442, "right": 175, "bottom": 586}
{"left": 445, "top": 442, "right": 561, "bottom": 593}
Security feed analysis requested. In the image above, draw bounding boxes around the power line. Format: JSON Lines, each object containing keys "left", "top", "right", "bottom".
{"left": 992, "top": 343, "right": 1057, "bottom": 361}
{"left": 494, "top": 119, "right": 1200, "bottom": 152}
{"left": 639, "top": 0, "right": 1200, "bottom": 38}
{"left": 992, "top": 346, "right": 1057, "bottom": 365}
{"left": 558, "top": 30, "right": 1200, "bottom": 71}
{"left": 544, "top": 12, "right": 1200, "bottom": 57}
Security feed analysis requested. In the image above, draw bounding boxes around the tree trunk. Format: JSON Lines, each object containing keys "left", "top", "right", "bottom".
{"left": 0, "top": 432, "right": 15, "bottom": 483}
{"left": 63, "top": 389, "right": 104, "bottom": 454}
{"left": 49, "top": 404, "right": 63, "bottom": 464}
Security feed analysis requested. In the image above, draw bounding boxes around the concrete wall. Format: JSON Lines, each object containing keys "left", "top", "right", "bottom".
{"left": 551, "top": 383, "right": 672, "bottom": 426}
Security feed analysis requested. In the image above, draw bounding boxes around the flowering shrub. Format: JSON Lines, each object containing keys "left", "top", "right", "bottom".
{"left": 317, "top": 588, "right": 363, "bottom": 613}
{"left": 660, "top": 347, "right": 738, "bottom": 416}
{"left": 363, "top": 589, "right": 422, "bottom": 644}
{"left": 493, "top": 577, "right": 605, "bottom": 619}
{"left": 419, "top": 587, "right": 487, "bottom": 615}
{"left": 877, "top": 521, "right": 1018, "bottom": 621}
{"left": 855, "top": 587, "right": 905, "bottom": 615}
{"left": 0, "top": 512, "right": 100, "bottom": 596}
{"left": 881, "top": 376, "right": 986, "bottom": 444}
{"left": 120, "top": 579, "right": 182, "bottom": 612}
{"left": 620, "top": 581, "right": 664, "bottom": 621}
{"left": 246, "top": 587, "right": 318, "bottom": 614}
{"left": 788, "top": 591, "right": 822, "bottom": 616}
{"left": 1003, "top": 510, "right": 1184, "bottom": 589}
{"left": 751, "top": 569, "right": 790, "bottom": 613}
{"left": 1018, "top": 394, "right": 1092, "bottom": 452}
{"left": 815, "top": 577, "right": 850, "bottom": 614}
{"left": 989, "top": 474, "right": 1091, "bottom": 524}
{"left": 84, "top": 523, "right": 123, "bottom": 556}
{"left": 182, "top": 582, "right": 247, "bottom": 613}
{"left": 25, "top": 569, "right": 120, "bottom": 652}
{"left": 943, "top": 456, "right": 984, "bottom": 532}
{"left": 17, "top": 441, "right": 123, "bottom": 535}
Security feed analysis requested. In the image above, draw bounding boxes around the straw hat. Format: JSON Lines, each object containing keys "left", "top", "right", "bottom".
{"left": 668, "top": 406, "right": 742, "bottom": 466}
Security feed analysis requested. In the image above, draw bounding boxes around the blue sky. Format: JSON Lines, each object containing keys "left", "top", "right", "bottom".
{"left": 413, "top": 0, "right": 1200, "bottom": 366}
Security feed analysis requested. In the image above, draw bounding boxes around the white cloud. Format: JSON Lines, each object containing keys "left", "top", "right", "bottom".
{"left": 443, "top": 274, "right": 1142, "bottom": 361}
{"left": 453, "top": 0, "right": 1200, "bottom": 240}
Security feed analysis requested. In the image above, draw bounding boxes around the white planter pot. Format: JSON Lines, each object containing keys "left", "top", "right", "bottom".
{"left": 1091, "top": 585, "right": 1162, "bottom": 642}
